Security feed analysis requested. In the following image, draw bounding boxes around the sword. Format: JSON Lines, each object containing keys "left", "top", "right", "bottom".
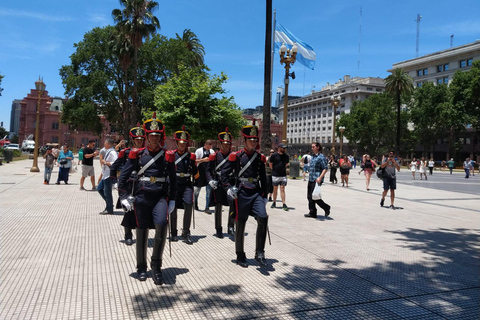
{"left": 167, "top": 215, "right": 172, "bottom": 257}
{"left": 267, "top": 225, "right": 272, "bottom": 245}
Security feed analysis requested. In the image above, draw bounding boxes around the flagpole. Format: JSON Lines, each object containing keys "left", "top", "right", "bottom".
{"left": 270, "top": 10, "right": 276, "bottom": 110}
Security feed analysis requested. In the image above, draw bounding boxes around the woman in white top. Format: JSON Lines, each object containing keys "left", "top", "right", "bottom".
{"left": 418, "top": 157, "right": 427, "bottom": 180}
{"left": 428, "top": 158, "right": 435, "bottom": 175}
{"left": 410, "top": 158, "right": 417, "bottom": 180}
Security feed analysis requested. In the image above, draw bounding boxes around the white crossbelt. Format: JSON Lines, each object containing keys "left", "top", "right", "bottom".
{"left": 176, "top": 173, "right": 190, "bottom": 177}
{"left": 239, "top": 177, "right": 258, "bottom": 183}
{"left": 139, "top": 176, "right": 166, "bottom": 183}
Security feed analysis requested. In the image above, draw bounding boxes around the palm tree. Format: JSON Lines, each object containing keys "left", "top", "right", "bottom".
{"left": 261, "top": 0, "right": 273, "bottom": 154}
{"left": 112, "top": 0, "right": 160, "bottom": 127}
{"left": 176, "top": 29, "right": 205, "bottom": 67}
{"left": 385, "top": 68, "right": 414, "bottom": 155}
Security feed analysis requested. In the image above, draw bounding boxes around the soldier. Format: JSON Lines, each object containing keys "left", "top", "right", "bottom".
{"left": 110, "top": 125, "right": 146, "bottom": 246}
{"left": 222, "top": 121, "right": 269, "bottom": 268}
{"left": 118, "top": 113, "right": 176, "bottom": 285}
{"left": 170, "top": 126, "right": 199, "bottom": 245}
{"left": 206, "top": 127, "right": 236, "bottom": 238}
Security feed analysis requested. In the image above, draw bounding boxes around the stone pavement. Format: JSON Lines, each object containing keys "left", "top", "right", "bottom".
{"left": 1, "top": 158, "right": 479, "bottom": 320}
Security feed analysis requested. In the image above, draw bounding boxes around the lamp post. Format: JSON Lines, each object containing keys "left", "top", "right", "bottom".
{"left": 330, "top": 95, "right": 340, "bottom": 156}
{"left": 279, "top": 42, "right": 298, "bottom": 145}
{"left": 30, "top": 78, "right": 46, "bottom": 172}
{"left": 339, "top": 126, "right": 345, "bottom": 156}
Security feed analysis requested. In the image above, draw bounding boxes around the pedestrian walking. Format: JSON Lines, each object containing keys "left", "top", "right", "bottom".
{"left": 304, "top": 142, "right": 330, "bottom": 218}
{"left": 418, "top": 157, "right": 427, "bottom": 180}
{"left": 118, "top": 113, "right": 176, "bottom": 285}
{"left": 79, "top": 139, "right": 98, "bottom": 190}
{"left": 97, "top": 139, "right": 117, "bottom": 215}
{"left": 362, "top": 154, "right": 378, "bottom": 191}
{"left": 55, "top": 145, "right": 73, "bottom": 184}
{"left": 328, "top": 155, "right": 338, "bottom": 184}
{"left": 222, "top": 121, "right": 269, "bottom": 268}
{"left": 194, "top": 140, "right": 214, "bottom": 213}
{"left": 170, "top": 126, "right": 199, "bottom": 245}
{"left": 447, "top": 158, "right": 455, "bottom": 174}
{"left": 266, "top": 149, "right": 275, "bottom": 201}
{"left": 43, "top": 147, "right": 55, "bottom": 184}
{"left": 206, "top": 127, "right": 235, "bottom": 238}
{"left": 428, "top": 158, "right": 435, "bottom": 175}
{"left": 270, "top": 143, "right": 290, "bottom": 211}
{"left": 380, "top": 151, "right": 401, "bottom": 209}
{"left": 463, "top": 157, "right": 471, "bottom": 178}
{"left": 339, "top": 154, "right": 352, "bottom": 187}
{"left": 301, "top": 151, "right": 312, "bottom": 181}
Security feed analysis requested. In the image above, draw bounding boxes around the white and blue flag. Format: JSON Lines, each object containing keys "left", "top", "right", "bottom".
{"left": 274, "top": 23, "right": 316, "bottom": 70}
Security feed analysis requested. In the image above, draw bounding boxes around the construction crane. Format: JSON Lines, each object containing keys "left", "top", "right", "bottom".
{"left": 416, "top": 14, "right": 422, "bottom": 57}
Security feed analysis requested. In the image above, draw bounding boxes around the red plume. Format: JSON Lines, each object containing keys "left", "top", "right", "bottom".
{"left": 225, "top": 127, "right": 229, "bottom": 132}
{"left": 252, "top": 119, "right": 256, "bottom": 126}
{"left": 182, "top": 125, "right": 185, "bottom": 131}
{"left": 153, "top": 112, "right": 157, "bottom": 119}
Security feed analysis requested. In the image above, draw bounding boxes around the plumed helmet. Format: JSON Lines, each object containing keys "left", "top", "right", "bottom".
{"left": 143, "top": 112, "right": 165, "bottom": 139}
{"left": 129, "top": 124, "right": 146, "bottom": 140}
{"left": 174, "top": 125, "right": 190, "bottom": 144}
{"left": 218, "top": 127, "right": 233, "bottom": 144}
{"left": 242, "top": 119, "right": 259, "bottom": 140}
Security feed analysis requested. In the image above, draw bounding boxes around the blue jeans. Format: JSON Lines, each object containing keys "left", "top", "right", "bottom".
{"left": 194, "top": 184, "right": 212, "bottom": 210}
{"left": 98, "top": 177, "right": 113, "bottom": 212}
{"left": 44, "top": 167, "right": 53, "bottom": 183}
{"left": 464, "top": 168, "right": 470, "bottom": 178}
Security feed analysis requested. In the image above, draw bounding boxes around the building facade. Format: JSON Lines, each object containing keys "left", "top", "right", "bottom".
{"left": 9, "top": 99, "right": 22, "bottom": 137}
{"left": 278, "top": 75, "right": 385, "bottom": 155}
{"left": 391, "top": 41, "right": 480, "bottom": 163}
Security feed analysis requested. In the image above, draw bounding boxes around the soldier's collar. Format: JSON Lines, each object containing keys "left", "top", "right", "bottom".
{"left": 243, "top": 148, "right": 255, "bottom": 156}
{"left": 147, "top": 146, "right": 161, "bottom": 153}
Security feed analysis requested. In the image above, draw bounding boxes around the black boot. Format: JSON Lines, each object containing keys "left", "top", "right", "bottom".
{"left": 151, "top": 224, "right": 167, "bottom": 285}
{"left": 181, "top": 230, "right": 193, "bottom": 245}
{"left": 136, "top": 228, "right": 149, "bottom": 281}
{"left": 170, "top": 208, "right": 178, "bottom": 241}
{"left": 214, "top": 202, "right": 223, "bottom": 238}
{"left": 124, "top": 227, "right": 133, "bottom": 246}
{"left": 235, "top": 220, "right": 248, "bottom": 267}
{"left": 228, "top": 202, "right": 236, "bottom": 236}
{"left": 255, "top": 216, "right": 269, "bottom": 267}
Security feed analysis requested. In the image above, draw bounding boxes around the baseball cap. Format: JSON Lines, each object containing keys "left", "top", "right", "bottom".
{"left": 278, "top": 143, "right": 287, "bottom": 149}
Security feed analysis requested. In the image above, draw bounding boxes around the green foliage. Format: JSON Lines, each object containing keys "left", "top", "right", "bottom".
{"left": 337, "top": 93, "right": 401, "bottom": 157}
{"left": 0, "top": 126, "right": 8, "bottom": 138}
{"left": 153, "top": 66, "right": 245, "bottom": 141}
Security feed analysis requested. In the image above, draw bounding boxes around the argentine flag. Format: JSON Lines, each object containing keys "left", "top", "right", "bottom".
{"left": 274, "top": 23, "right": 316, "bottom": 70}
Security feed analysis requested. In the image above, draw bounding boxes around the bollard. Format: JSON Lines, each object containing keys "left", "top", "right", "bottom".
{"left": 289, "top": 159, "right": 300, "bottom": 179}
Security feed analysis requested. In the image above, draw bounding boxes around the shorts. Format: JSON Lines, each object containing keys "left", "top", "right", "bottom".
{"left": 303, "top": 164, "right": 309, "bottom": 172}
{"left": 383, "top": 178, "right": 396, "bottom": 191}
{"left": 82, "top": 165, "right": 95, "bottom": 177}
{"left": 272, "top": 176, "right": 287, "bottom": 186}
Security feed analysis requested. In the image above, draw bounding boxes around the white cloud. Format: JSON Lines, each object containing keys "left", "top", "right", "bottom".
{"left": 88, "top": 14, "right": 110, "bottom": 26}
{"left": 0, "top": 7, "right": 73, "bottom": 22}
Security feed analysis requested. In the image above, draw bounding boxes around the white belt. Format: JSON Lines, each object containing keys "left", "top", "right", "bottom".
{"left": 239, "top": 177, "right": 258, "bottom": 183}
{"left": 139, "top": 176, "right": 166, "bottom": 183}
{"left": 176, "top": 173, "right": 190, "bottom": 177}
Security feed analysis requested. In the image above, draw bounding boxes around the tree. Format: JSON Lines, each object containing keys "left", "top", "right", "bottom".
{"left": 410, "top": 82, "right": 450, "bottom": 157}
{"left": 260, "top": 0, "right": 273, "bottom": 154}
{"left": 112, "top": 0, "right": 160, "bottom": 128}
{"left": 385, "top": 68, "right": 414, "bottom": 155}
{"left": 153, "top": 66, "right": 245, "bottom": 142}
{"left": 0, "top": 72, "right": 4, "bottom": 96}
{"left": 176, "top": 29, "right": 205, "bottom": 68}
{"left": 336, "top": 93, "right": 399, "bottom": 158}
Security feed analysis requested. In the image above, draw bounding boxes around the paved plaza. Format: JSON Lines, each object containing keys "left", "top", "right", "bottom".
{"left": 1, "top": 158, "right": 479, "bottom": 319}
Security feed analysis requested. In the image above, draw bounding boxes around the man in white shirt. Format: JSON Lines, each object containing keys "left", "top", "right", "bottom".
{"left": 194, "top": 140, "right": 214, "bottom": 213}
{"left": 98, "top": 138, "right": 118, "bottom": 214}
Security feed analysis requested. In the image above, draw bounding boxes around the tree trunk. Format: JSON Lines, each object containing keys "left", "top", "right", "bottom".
{"left": 261, "top": 0, "right": 273, "bottom": 155}
{"left": 396, "top": 93, "right": 401, "bottom": 156}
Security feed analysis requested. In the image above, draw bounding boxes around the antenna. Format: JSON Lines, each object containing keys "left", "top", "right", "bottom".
{"left": 358, "top": 7, "right": 362, "bottom": 70}
{"left": 450, "top": 34, "right": 454, "bottom": 47}
{"left": 416, "top": 14, "right": 422, "bottom": 57}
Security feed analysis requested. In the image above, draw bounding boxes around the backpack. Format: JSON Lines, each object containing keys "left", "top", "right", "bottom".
{"left": 303, "top": 155, "right": 309, "bottom": 164}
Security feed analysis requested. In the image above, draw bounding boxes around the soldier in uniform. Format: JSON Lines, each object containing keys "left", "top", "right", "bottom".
{"left": 118, "top": 113, "right": 176, "bottom": 285}
{"left": 170, "top": 126, "right": 199, "bottom": 245}
{"left": 222, "top": 121, "right": 269, "bottom": 267}
{"left": 206, "top": 127, "right": 236, "bottom": 238}
{"left": 110, "top": 125, "right": 146, "bottom": 246}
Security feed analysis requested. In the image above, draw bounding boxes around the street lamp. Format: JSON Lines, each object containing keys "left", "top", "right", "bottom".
{"left": 330, "top": 95, "right": 340, "bottom": 156}
{"left": 30, "top": 77, "right": 46, "bottom": 172}
{"left": 279, "top": 42, "right": 298, "bottom": 145}
{"left": 339, "top": 126, "right": 345, "bottom": 156}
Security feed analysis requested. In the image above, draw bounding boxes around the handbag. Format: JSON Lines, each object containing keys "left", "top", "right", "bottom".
{"left": 312, "top": 183, "right": 322, "bottom": 200}
{"left": 59, "top": 158, "right": 68, "bottom": 165}
{"left": 376, "top": 166, "right": 385, "bottom": 179}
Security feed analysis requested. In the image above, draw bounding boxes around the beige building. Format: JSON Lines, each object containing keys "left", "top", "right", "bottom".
{"left": 279, "top": 75, "right": 385, "bottom": 148}
{"left": 390, "top": 40, "right": 480, "bottom": 87}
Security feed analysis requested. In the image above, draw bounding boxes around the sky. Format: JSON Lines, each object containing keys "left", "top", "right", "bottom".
{"left": 1, "top": 0, "right": 480, "bottom": 130}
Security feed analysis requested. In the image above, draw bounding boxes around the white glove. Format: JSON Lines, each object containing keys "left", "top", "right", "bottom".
{"left": 168, "top": 200, "right": 176, "bottom": 214}
{"left": 264, "top": 198, "right": 268, "bottom": 206}
{"left": 113, "top": 183, "right": 118, "bottom": 190}
{"left": 227, "top": 187, "right": 238, "bottom": 200}
{"left": 209, "top": 180, "right": 218, "bottom": 189}
{"left": 194, "top": 186, "right": 200, "bottom": 194}
{"left": 121, "top": 199, "right": 132, "bottom": 212}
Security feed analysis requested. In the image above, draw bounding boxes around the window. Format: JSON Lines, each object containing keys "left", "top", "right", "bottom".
{"left": 459, "top": 60, "right": 467, "bottom": 68}
{"left": 417, "top": 69, "right": 428, "bottom": 76}
{"left": 417, "top": 82, "right": 422, "bottom": 87}
{"left": 51, "top": 136, "right": 59, "bottom": 143}
{"left": 436, "top": 64, "right": 449, "bottom": 72}
{"left": 52, "top": 122, "right": 59, "bottom": 130}
{"left": 467, "top": 59, "right": 473, "bottom": 66}
{"left": 423, "top": 68, "right": 428, "bottom": 75}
